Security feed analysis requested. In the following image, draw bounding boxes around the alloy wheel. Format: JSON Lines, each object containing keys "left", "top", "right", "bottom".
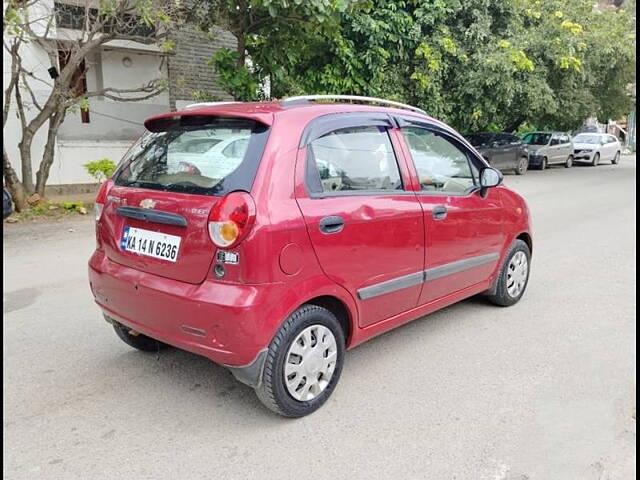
{"left": 518, "top": 158, "right": 528, "bottom": 175}
{"left": 506, "top": 251, "right": 528, "bottom": 298}
{"left": 565, "top": 155, "right": 573, "bottom": 168}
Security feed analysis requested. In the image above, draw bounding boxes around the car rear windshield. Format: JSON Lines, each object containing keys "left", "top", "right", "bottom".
{"left": 113, "top": 116, "right": 270, "bottom": 196}
{"left": 522, "top": 133, "right": 551, "bottom": 145}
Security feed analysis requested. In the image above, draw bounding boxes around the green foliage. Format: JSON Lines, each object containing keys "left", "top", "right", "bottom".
{"left": 192, "top": 91, "right": 223, "bottom": 102}
{"left": 61, "top": 201, "right": 85, "bottom": 212}
{"left": 199, "top": 0, "right": 635, "bottom": 132}
{"left": 84, "top": 158, "right": 116, "bottom": 182}
{"left": 209, "top": 48, "right": 263, "bottom": 101}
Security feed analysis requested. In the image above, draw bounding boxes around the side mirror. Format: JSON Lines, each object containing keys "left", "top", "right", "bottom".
{"left": 479, "top": 167, "right": 502, "bottom": 197}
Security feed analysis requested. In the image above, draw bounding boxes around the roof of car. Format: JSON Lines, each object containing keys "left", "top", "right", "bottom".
{"left": 143, "top": 100, "right": 438, "bottom": 131}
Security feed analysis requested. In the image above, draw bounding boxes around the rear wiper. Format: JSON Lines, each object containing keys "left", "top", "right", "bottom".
{"left": 118, "top": 180, "right": 163, "bottom": 189}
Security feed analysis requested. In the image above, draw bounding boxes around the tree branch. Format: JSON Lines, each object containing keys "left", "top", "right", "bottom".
{"left": 3, "top": 39, "right": 21, "bottom": 128}
{"left": 77, "top": 81, "right": 167, "bottom": 103}
{"left": 19, "top": 73, "right": 43, "bottom": 112}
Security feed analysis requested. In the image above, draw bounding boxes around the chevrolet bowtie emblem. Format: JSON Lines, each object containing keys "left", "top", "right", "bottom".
{"left": 140, "top": 199, "right": 156, "bottom": 209}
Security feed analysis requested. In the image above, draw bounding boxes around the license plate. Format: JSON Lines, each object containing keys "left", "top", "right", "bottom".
{"left": 121, "top": 226, "right": 181, "bottom": 262}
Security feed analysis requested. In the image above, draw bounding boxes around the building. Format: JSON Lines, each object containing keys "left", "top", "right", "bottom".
{"left": 2, "top": 0, "right": 236, "bottom": 192}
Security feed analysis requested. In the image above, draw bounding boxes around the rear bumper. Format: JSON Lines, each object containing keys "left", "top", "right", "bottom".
{"left": 88, "top": 249, "right": 284, "bottom": 376}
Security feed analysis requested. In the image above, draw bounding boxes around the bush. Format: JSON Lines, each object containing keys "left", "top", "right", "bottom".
{"left": 84, "top": 158, "right": 116, "bottom": 183}
{"left": 61, "top": 201, "right": 84, "bottom": 212}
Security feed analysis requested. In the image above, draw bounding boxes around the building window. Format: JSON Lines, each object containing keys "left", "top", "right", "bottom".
{"left": 54, "top": 2, "right": 155, "bottom": 37}
{"left": 58, "top": 50, "right": 90, "bottom": 123}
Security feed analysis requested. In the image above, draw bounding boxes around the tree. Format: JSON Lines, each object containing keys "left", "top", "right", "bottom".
{"left": 195, "top": 0, "right": 362, "bottom": 101}
{"left": 3, "top": 0, "right": 179, "bottom": 211}
{"left": 199, "top": 0, "right": 635, "bottom": 134}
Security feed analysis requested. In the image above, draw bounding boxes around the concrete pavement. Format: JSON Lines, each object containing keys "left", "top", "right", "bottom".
{"left": 3, "top": 157, "right": 636, "bottom": 480}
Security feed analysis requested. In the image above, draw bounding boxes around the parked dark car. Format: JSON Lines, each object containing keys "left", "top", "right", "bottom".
{"left": 465, "top": 132, "right": 529, "bottom": 175}
{"left": 3, "top": 187, "right": 13, "bottom": 220}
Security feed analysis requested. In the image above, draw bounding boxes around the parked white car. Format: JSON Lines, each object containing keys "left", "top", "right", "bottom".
{"left": 572, "top": 133, "right": 621, "bottom": 166}
{"left": 167, "top": 134, "right": 251, "bottom": 179}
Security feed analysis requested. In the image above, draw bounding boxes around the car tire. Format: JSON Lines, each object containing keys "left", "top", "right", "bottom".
{"left": 540, "top": 157, "right": 547, "bottom": 170}
{"left": 591, "top": 153, "right": 600, "bottom": 166}
{"left": 486, "top": 239, "right": 531, "bottom": 307}
{"left": 612, "top": 151, "right": 620, "bottom": 164}
{"left": 255, "top": 305, "right": 345, "bottom": 418}
{"left": 515, "top": 157, "right": 528, "bottom": 175}
{"left": 112, "top": 321, "right": 169, "bottom": 352}
{"left": 565, "top": 155, "right": 573, "bottom": 168}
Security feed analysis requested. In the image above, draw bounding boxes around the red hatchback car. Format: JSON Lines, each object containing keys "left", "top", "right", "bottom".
{"left": 88, "top": 95, "right": 532, "bottom": 417}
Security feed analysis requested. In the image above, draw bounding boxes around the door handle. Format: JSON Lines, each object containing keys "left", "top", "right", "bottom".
{"left": 319, "top": 215, "right": 344, "bottom": 234}
{"left": 432, "top": 205, "right": 447, "bottom": 220}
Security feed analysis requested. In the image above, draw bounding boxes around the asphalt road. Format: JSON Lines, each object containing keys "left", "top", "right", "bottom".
{"left": 3, "top": 157, "right": 636, "bottom": 480}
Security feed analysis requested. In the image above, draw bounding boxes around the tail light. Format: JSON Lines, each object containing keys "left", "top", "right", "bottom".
{"left": 208, "top": 191, "right": 256, "bottom": 249}
{"left": 94, "top": 179, "right": 113, "bottom": 221}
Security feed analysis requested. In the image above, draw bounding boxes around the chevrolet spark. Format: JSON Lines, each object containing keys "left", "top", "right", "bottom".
{"left": 88, "top": 96, "right": 533, "bottom": 417}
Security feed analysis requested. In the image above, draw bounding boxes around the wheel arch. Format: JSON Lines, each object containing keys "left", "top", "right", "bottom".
{"left": 516, "top": 231, "right": 533, "bottom": 255}
{"left": 304, "top": 295, "right": 354, "bottom": 347}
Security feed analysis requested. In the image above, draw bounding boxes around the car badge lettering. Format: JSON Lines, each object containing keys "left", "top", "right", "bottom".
{"left": 140, "top": 199, "right": 156, "bottom": 210}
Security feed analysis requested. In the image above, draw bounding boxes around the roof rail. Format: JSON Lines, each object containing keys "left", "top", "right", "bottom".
{"left": 281, "top": 95, "right": 427, "bottom": 115}
{"left": 184, "top": 101, "right": 240, "bottom": 110}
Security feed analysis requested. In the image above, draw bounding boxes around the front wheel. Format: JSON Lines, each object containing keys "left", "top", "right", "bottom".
{"left": 565, "top": 155, "right": 573, "bottom": 168}
{"left": 591, "top": 152, "right": 600, "bottom": 166}
{"left": 540, "top": 157, "right": 548, "bottom": 170}
{"left": 255, "top": 305, "right": 345, "bottom": 417}
{"left": 486, "top": 239, "right": 531, "bottom": 307}
{"left": 612, "top": 151, "right": 620, "bottom": 164}
{"left": 515, "top": 157, "right": 528, "bottom": 175}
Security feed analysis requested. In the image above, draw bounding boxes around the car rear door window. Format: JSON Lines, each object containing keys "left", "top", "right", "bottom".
{"left": 306, "top": 126, "right": 403, "bottom": 194}
{"left": 401, "top": 127, "right": 478, "bottom": 194}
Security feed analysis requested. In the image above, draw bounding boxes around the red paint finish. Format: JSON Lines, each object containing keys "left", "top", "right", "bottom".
{"left": 89, "top": 101, "right": 532, "bottom": 369}
{"left": 98, "top": 187, "right": 219, "bottom": 284}
{"left": 415, "top": 190, "right": 505, "bottom": 304}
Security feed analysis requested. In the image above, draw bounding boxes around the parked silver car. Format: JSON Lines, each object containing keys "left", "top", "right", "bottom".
{"left": 572, "top": 133, "right": 621, "bottom": 166}
{"left": 522, "top": 131, "right": 574, "bottom": 170}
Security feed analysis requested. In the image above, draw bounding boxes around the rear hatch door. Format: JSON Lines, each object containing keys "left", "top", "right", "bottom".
{"left": 99, "top": 114, "right": 270, "bottom": 284}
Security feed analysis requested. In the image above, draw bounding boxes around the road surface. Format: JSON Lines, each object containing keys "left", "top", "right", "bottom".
{"left": 3, "top": 158, "right": 636, "bottom": 480}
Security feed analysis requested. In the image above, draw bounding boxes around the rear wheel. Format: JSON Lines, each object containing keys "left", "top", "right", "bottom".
{"left": 486, "top": 239, "right": 531, "bottom": 307}
{"left": 515, "top": 157, "right": 528, "bottom": 175}
{"left": 255, "top": 305, "right": 345, "bottom": 417}
{"left": 112, "top": 321, "right": 168, "bottom": 352}
{"left": 565, "top": 155, "right": 573, "bottom": 168}
{"left": 591, "top": 152, "right": 600, "bottom": 166}
{"left": 612, "top": 151, "right": 620, "bottom": 164}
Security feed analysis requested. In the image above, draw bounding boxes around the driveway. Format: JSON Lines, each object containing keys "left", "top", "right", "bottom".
{"left": 3, "top": 157, "right": 636, "bottom": 480}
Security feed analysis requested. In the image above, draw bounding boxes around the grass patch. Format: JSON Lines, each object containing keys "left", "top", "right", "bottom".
{"left": 8, "top": 200, "right": 91, "bottom": 222}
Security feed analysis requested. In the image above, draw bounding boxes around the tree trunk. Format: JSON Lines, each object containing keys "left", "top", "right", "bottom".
{"left": 35, "top": 107, "right": 66, "bottom": 197}
{"left": 17, "top": 132, "right": 35, "bottom": 194}
{"left": 3, "top": 145, "right": 28, "bottom": 212}
{"left": 236, "top": 34, "right": 246, "bottom": 68}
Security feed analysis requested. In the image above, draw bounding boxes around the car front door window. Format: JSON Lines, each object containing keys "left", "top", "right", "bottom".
{"left": 401, "top": 127, "right": 477, "bottom": 195}
{"left": 307, "top": 126, "right": 403, "bottom": 194}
